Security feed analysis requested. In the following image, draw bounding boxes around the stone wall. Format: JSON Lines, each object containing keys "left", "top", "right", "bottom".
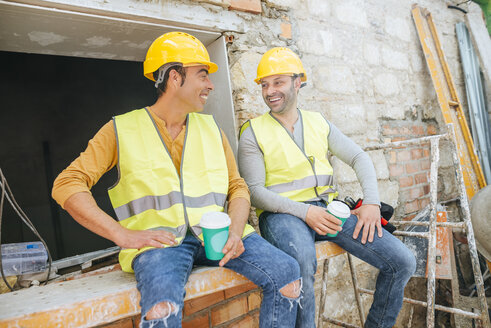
{"left": 228, "top": 0, "right": 480, "bottom": 214}
{"left": 228, "top": 2, "right": 484, "bottom": 326}
{"left": 227, "top": 2, "right": 481, "bottom": 325}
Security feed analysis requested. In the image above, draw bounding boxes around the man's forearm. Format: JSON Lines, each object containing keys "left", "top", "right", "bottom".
{"left": 227, "top": 197, "right": 250, "bottom": 237}
{"left": 249, "top": 185, "right": 310, "bottom": 219}
{"left": 327, "top": 122, "right": 380, "bottom": 205}
{"left": 64, "top": 192, "right": 177, "bottom": 249}
{"left": 351, "top": 152, "right": 380, "bottom": 205}
{"left": 64, "top": 191, "right": 124, "bottom": 245}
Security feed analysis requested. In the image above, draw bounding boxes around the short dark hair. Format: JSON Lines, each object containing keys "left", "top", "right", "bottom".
{"left": 291, "top": 73, "right": 303, "bottom": 81}
{"left": 153, "top": 65, "right": 187, "bottom": 96}
{"left": 292, "top": 73, "right": 306, "bottom": 88}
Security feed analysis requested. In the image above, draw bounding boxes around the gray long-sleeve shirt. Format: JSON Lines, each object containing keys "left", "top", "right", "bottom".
{"left": 238, "top": 112, "right": 380, "bottom": 220}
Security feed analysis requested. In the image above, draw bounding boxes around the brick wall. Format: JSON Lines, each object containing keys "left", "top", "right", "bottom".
{"left": 382, "top": 121, "right": 438, "bottom": 220}
{"left": 99, "top": 282, "right": 261, "bottom": 328}
{"left": 96, "top": 256, "right": 384, "bottom": 328}
{"left": 95, "top": 261, "right": 326, "bottom": 327}
{"left": 183, "top": 282, "right": 260, "bottom": 327}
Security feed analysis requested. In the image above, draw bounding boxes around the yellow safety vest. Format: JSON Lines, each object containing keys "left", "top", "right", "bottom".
{"left": 241, "top": 110, "right": 337, "bottom": 216}
{"left": 109, "top": 108, "right": 254, "bottom": 272}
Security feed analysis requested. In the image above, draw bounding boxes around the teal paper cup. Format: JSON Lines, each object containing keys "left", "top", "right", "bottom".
{"left": 326, "top": 200, "right": 351, "bottom": 237}
{"left": 200, "top": 212, "right": 231, "bottom": 260}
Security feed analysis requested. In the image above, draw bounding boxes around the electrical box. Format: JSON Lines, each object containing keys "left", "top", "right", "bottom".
{"left": 1, "top": 242, "right": 48, "bottom": 276}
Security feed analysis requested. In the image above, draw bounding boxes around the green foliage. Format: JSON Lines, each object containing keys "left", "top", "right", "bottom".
{"left": 472, "top": 0, "right": 491, "bottom": 35}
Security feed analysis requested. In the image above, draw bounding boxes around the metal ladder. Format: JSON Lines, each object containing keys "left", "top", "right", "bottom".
{"left": 319, "top": 126, "right": 490, "bottom": 327}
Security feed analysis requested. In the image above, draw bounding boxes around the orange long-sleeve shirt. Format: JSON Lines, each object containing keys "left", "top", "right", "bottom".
{"left": 52, "top": 109, "right": 250, "bottom": 209}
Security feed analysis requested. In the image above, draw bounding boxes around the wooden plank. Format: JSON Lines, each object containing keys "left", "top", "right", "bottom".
{"left": 315, "top": 240, "right": 345, "bottom": 260}
{"left": 411, "top": 5, "right": 487, "bottom": 199}
{"left": 425, "top": 211, "right": 453, "bottom": 279}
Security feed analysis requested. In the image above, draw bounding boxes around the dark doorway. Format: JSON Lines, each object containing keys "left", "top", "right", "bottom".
{"left": 0, "top": 51, "right": 155, "bottom": 260}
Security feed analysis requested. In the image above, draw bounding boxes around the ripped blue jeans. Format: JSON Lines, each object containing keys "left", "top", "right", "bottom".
{"left": 133, "top": 232, "right": 301, "bottom": 328}
{"left": 259, "top": 201, "right": 416, "bottom": 328}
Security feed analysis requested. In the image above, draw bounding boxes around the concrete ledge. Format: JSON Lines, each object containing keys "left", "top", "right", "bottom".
{"left": 0, "top": 241, "right": 344, "bottom": 327}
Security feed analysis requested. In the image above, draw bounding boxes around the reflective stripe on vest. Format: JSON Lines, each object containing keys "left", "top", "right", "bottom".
{"left": 113, "top": 191, "right": 227, "bottom": 221}
{"left": 248, "top": 110, "right": 337, "bottom": 213}
{"left": 107, "top": 109, "right": 253, "bottom": 272}
{"left": 266, "top": 174, "right": 334, "bottom": 194}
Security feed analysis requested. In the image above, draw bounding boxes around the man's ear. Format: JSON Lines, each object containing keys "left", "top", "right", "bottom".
{"left": 294, "top": 76, "right": 302, "bottom": 91}
{"left": 167, "top": 69, "right": 181, "bottom": 90}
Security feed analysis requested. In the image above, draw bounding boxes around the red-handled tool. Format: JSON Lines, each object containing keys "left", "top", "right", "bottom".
{"left": 343, "top": 197, "right": 396, "bottom": 234}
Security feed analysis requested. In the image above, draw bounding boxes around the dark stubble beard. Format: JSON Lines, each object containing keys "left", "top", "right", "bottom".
{"left": 266, "top": 82, "right": 297, "bottom": 115}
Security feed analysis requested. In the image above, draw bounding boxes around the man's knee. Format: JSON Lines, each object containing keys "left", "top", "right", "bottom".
{"left": 145, "top": 301, "right": 179, "bottom": 320}
{"left": 389, "top": 248, "right": 417, "bottom": 279}
{"left": 404, "top": 251, "right": 417, "bottom": 276}
{"left": 280, "top": 279, "right": 302, "bottom": 298}
{"left": 286, "top": 243, "right": 316, "bottom": 275}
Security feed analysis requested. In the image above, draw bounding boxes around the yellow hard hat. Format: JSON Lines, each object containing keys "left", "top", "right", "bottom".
{"left": 144, "top": 31, "right": 218, "bottom": 81}
{"left": 255, "top": 47, "right": 307, "bottom": 84}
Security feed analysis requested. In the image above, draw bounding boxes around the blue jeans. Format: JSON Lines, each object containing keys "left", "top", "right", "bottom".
{"left": 259, "top": 201, "right": 416, "bottom": 328}
{"left": 133, "top": 232, "right": 301, "bottom": 328}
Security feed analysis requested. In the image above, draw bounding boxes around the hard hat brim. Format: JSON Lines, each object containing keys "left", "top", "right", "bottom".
{"left": 144, "top": 61, "right": 218, "bottom": 82}
{"left": 254, "top": 72, "right": 307, "bottom": 84}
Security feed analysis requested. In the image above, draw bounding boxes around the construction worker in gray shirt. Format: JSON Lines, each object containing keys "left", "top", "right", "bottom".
{"left": 238, "top": 47, "right": 416, "bottom": 328}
